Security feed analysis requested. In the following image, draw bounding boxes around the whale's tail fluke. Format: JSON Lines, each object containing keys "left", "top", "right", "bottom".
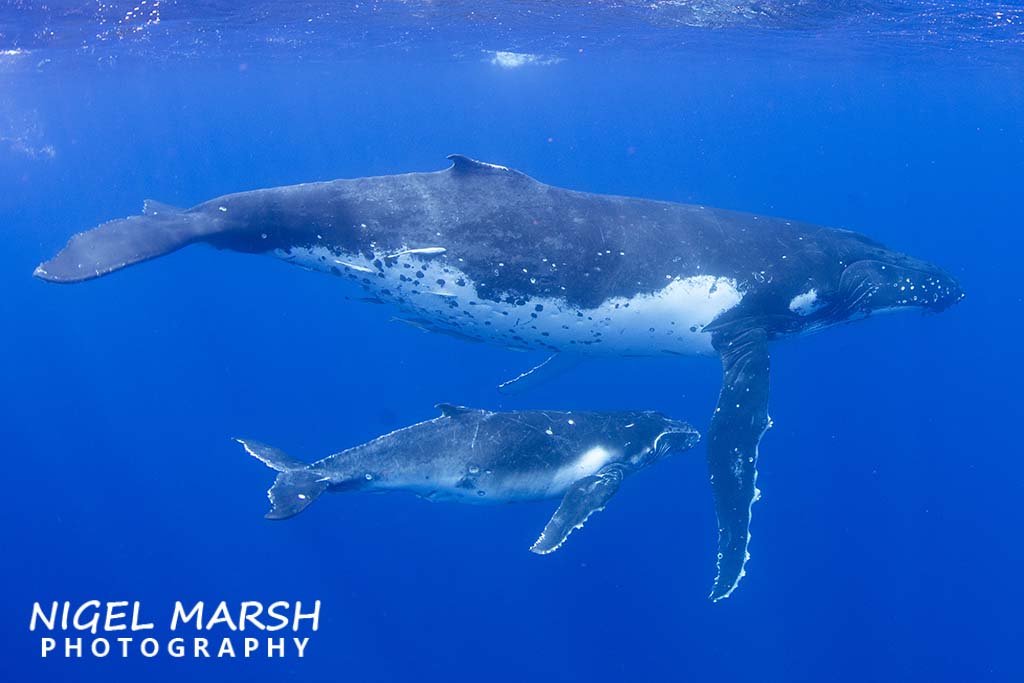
{"left": 236, "top": 438, "right": 329, "bottom": 520}
{"left": 34, "top": 201, "right": 221, "bottom": 283}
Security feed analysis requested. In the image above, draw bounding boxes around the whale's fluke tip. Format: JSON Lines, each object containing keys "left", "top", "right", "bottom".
{"left": 33, "top": 261, "right": 77, "bottom": 283}
{"left": 34, "top": 209, "right": 222, "bottom": 285}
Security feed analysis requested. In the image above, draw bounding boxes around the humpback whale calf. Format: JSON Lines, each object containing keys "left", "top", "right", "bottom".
{"left": 36, "top": 155, "right": 963, "bottom": 599}
{"left": 239, "top": 405, "right": 700, "bottom": 553}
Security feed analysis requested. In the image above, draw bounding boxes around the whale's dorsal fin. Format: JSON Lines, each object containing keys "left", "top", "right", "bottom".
{"left": 446, "top": 154, "right": 529, "bottom": 180}
{"left": 446, "top": 154, "right": 508, "bottom": 173}
{"left": 435, "top": 403, "right": 472, "bottom": 417}
{"left": 142, "top": 199, "right": 183, "bottom": 216}
{"left": 530, "top": 464, "right": 626, "bottom": 555}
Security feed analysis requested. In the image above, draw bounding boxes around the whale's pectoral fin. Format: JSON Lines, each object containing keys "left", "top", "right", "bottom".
{"left": 498, "top": 354, "right": 582, "bottom": 396}
{"left": 707, "top": 327, "right": 771, "bottom": 601}
{"left": 530, "top": 465, "right": 626, "bottom": 555}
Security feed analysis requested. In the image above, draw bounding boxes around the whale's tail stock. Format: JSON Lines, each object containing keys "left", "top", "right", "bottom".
{"left": 33, "top": 200, "right": 222, "bottom": 284}
{"left": 236, "top": 438, "right": 329, "bottom": 520}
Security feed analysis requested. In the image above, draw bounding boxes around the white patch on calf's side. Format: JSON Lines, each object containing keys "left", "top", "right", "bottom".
{"left": 577, "top": 446, "right": 612, "bottom": 473}
{"left": 551, "top": 445, "right": 616, "bottom": 492}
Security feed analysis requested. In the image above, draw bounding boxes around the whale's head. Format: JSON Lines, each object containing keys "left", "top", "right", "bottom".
{"left": 835, "top": 254, "right": 963, "bottom": 316}
{"left": 783, "top": 231, "right": 963, "bottom": 332}
{"left": 624, "top": 413, "right": 701, "bottom": 468}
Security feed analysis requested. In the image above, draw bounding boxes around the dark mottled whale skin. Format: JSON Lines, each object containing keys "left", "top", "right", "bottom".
{"left": 36, "top": 155, "right": 963, "bottom": 600}
{"left": 239, "top": 405, "right": 699, "bottom": 554}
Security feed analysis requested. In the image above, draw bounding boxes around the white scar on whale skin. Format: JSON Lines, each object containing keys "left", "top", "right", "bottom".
{"left": 333, "top": 259, "right": 374, "bottom": 273}
{"left": 386, "top": 247, "right": 447, "bottom": 259}
{"left": 273, "top": 246, "right": 744, "bottom": 356}
{"left": 788, "top": 288, "right": 823, "bottom": 316}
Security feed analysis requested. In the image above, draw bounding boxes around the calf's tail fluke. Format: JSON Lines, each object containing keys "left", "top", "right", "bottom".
{"left": 236, "top": 438, "right": 329, "bottom": 520}
{"left": 34, "top": 200, "right": 220, "bottom": 283}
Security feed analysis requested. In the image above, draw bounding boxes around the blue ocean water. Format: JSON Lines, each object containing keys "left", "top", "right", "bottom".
{"left": 1, "top": 2, "right": 1022, "bottom": 681}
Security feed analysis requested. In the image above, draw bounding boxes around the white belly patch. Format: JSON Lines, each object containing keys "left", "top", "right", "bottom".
{"left": 274, "top": 245, "right": 744, "bottom": 356}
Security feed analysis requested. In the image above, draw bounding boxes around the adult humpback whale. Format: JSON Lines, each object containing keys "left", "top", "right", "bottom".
{"left": 239, "top": 405, "right": 700, "bottom": 554}
{"left": 35, "top": 155, "right": 963, "bottom": 600}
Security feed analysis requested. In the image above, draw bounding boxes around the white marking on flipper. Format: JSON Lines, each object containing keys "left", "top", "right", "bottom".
{"left": 530, "top": 505, "right": 607, "bottom": 555}
{"left": 236, "top": 438, "right": 263, "bottom": 461}
{"left": 498, "top": 354, "right": 582, "bottom": 395}
{"left": 710, "top": 414, "right": 771, "bottom": 602}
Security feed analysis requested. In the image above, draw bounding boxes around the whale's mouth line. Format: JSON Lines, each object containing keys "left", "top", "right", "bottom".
{"left": 653, "top": 427, "right": 700, "bottom": 456}
{"left": 837, "top": 258, "right": 962, "bottom": 315}
{"left": 841, "top": 258, "right": 945, "bottom": 280}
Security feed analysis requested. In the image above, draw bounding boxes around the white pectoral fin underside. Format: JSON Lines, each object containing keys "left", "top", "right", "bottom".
{"left": 529, "top": 466, "right": 625, "bottom": 555}
{"left": 707, "top": 327, "right": 770, "bottom": 601}
{"left": 497, "top": 353, "right": 583, "bottom": 396}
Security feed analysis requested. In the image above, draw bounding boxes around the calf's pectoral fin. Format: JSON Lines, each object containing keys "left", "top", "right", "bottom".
{"left": 707, "top": 327, "right": 771, "bottom": 601}
{"left": 529, "top": 465, "right": 625, "bottom": 555}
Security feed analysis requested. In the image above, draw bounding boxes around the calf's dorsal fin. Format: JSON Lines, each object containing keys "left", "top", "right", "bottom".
{"left": 435, "top": 403, "right": 473, "bottom": 417}
{"left": 445, "top": 154, "right": 532, "bottom": 181}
